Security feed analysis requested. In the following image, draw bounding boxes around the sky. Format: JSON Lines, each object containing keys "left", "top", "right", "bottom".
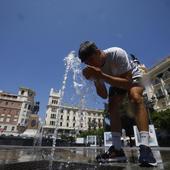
{"left": 0, "top": 0, "right": 170, "bottom": 120}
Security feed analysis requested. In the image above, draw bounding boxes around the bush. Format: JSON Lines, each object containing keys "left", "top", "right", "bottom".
{"left": 151, "top": 109, "right": 170, "bottom": 132}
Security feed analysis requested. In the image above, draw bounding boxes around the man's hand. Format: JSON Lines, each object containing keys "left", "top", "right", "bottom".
{"left": 82, "top": 66, "right": 103, "bottom": 80}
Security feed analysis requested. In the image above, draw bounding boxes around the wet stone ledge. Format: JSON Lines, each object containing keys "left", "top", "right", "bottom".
{"left": 0, "top": 160, "right": 132, "bottom": 170}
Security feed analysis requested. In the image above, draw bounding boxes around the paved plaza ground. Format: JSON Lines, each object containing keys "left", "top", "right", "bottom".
{"left": 0, "top": 146, "right": 170, "bottom": 169}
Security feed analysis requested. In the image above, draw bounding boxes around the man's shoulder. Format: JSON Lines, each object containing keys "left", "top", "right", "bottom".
{"left": 103, "top": 47, "right": 125, "bottom": 53}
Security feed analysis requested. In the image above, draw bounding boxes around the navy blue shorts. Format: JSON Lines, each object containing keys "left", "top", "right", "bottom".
{"left": 109, "top": 77, "right": 143, "bottom": 97}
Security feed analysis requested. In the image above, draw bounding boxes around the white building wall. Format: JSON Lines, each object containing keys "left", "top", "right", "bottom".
{"left": 146, "top": 56, "right": 170, "bottom": 111}
{"left": 44, "top": 88, "right": 104, "bottom": 137}
{"left": 0, "top": 87, "right": 37, "bottom": 136}
{"left": 17, "top": 87, "right": 36, "bottom": 127}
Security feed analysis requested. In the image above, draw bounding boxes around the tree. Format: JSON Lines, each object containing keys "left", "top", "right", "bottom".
{"left": 151, "top": 109, "right": 170, "bottom": 133}
{"left": 78, "top": 128, "right": 104, "bottom": 146}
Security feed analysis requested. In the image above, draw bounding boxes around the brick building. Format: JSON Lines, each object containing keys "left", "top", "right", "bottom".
{"left": 0, "top": 87, "right": 39, "bottom": 136}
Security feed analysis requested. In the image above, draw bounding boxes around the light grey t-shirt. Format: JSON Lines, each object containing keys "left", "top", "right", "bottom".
{"left": 101, "top": 47, "right": 142, "bottom": 79}
{"left": 101, "top": 47, "right": 131, "bottom": 76}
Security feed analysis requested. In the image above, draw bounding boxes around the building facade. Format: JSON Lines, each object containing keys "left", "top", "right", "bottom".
{"left": 145, "top": 56, "right": 170, "bottom": 111}
{"left": 0, "top": 91, "right": 22, "bottom": 135}
{"left": 0, "top": 87, "right": 39, "bottom": 136}
{"left": 43, "top": 88, "right": 104, "bottom": 138}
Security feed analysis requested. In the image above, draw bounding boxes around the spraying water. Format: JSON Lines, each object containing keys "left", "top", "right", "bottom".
{"left": 49, "top": 51, "right": 100, "bottom": 169}
{"left": 33, "top": 118, "right": 45, "bottom": 160}
{"left": 49, "top": 51, "right": 76, "bottom": 170}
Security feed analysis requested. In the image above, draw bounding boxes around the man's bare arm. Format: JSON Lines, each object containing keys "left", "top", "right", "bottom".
{"left": 94, "top": 80, "right": 108, "bottom": 99}
{"left": 100, "top": 71, "right": 133, "bottom": 90}
{"left": 82, "top": 65, "right": 133, "bottom": 90}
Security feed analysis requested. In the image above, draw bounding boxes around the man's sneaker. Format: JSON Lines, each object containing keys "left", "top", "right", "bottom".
{"left": 96, "top": 145, "right": 127, "bottom": 163}
{"left": 139, "top": 145, "right": 157, "bottom": 167}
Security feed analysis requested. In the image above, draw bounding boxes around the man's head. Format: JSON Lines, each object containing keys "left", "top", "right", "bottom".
{"left": 78, "top": 41, "right": 102, "bottom": 66}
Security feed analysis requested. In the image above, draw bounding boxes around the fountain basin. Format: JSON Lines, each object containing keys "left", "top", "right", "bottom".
{"left": 0, "top": 146, "right": 170, "bottom": 170}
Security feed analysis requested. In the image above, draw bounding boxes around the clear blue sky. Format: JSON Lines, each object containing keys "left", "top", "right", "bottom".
{"left": 0, "top": 0, "right": 170, "bottom": 120}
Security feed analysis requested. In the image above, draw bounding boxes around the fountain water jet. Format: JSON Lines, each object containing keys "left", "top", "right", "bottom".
{"left": 49, "top": 51, "right": 85, "bottom": 169}
{"left": 49, "top": 51, "right": 104, "bottom": 169}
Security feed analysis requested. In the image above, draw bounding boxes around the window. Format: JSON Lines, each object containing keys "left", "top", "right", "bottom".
{"left": 0, "top": 118, "right": 4, "bottom": 122}
{"left": 51, "top": 114, "right": 56, "bottom": 119}
{"left": 11, "top": 126, "right": 15, "bottom": 131}
{"left": 4, "top": 126, "right": 7, "bottom": 130}
{"left": 25, "top": 119, "right": 28, "bottom": 124}
{"left": 24, "top": 104, "right": 27, "bottom": 109}
{"left": 60, "top": 115, "right": 63, "bottom": 120}
{"left": 67, "top": 123, "right": 69, "bottom": 127}
{"left": 28, "top": 91, "right": 33, "bottom": 97}
{"left": 60, "top": 122, "right": 62, "bottom": 126}
{"left": 67, "top": 116, "right": 69, "bottom": 120}
{"left": 166, "top": 84, "right": 170, "bottom": 94}
{"left": 73, "top": 117, "right": 75, "bottom": 121}
{"left": 152, "top": 78, "right": 160, "bottom": 85}
{"left": 5, "top": 101, "right": 8, "bottom": 105}
{"left": 50, "top": 121, "right": 55, "bottom": 125}
{"left": 28, "top": 105, "right": 31, "bottom": 110}
{"left": 156, "top": 89, "right": 165, "bottom": 99}
{"left": 21, "top": 90, "right": 24, "bottom": 95}
{"left": 73, "top": 123, "right": 75, "bottom": 127}
{"left": 162, "top": 70, "right": 170, "bottom": 80}
{"left": 6, "top": 118, "right": 10, "bottom": 122}
{"left": 52, "top": 100, "right": 58, "bottom": 104}
{"left": 51, "top": 108, "right": 57, "bottom": 112}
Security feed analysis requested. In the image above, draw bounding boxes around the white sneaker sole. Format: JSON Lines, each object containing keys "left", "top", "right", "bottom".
{"left": 139, "top": 161, "right": 158, "bottom": 167}
{"left": 97, "top": 156, "right": 127, "bottom": 163}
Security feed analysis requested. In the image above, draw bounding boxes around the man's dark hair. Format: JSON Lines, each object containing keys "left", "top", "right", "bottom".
{"left": 78, "top": 41, "right": 98, "bottom": 62}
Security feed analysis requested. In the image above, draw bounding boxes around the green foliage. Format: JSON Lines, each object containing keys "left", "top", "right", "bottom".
{"left": 61, "top": 134, "right": 75, "bottom": 142}
{"left": 151, "top": 109, "right": 170, "bottom": 132}
{"left": 78, "top": 128, "right": 104, "bottom": 139}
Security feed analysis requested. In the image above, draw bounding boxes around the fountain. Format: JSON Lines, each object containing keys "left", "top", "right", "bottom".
{"left": 48, "top": 51, "right": 95, "bottom": 169}
{"left": 0, "top": 52, "right": 170, "bottom": 170}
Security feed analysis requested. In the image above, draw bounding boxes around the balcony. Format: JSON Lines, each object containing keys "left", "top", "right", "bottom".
{"left": 166, "top": 89, "right": 170, "bottom": 95}
{"left": 156, "top": 93, "right": 165, "bottom": 99}
{"left": 152, "top": 79, "right": 161, "bottom": 86}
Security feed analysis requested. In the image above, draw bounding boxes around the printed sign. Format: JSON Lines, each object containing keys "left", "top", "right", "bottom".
{"left": 104, "top": 132, "right": 112, "bottom": 146}
{"left": 133, "top": 124, "right": 158, "bottom": 146}
{"left": 87, "top": 135, "right": 97, "bottom": 146}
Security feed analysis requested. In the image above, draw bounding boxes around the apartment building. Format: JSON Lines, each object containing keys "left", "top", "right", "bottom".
{"left": 43, "top": 88, "right": 103, "bottom": 138}
{"left": 0, "top": 87, "right": 39, "bottom": 136}
{"left": 146, "top": 56, "right": 170, "bottom": 111}
{"left": 0, "top": 91, "right": 22, "bottom": 135}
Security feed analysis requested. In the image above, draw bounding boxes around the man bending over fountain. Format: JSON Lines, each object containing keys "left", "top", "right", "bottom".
{"left": 78, "top": 41, "right": 157, "bottom": 167}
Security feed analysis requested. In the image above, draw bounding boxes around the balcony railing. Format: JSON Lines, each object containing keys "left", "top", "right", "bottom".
{"left": 156, "top": 94, "right": 165, "bottom": 99}
{"left": 152, "top": 79, "right": 161, "bottom": 85}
